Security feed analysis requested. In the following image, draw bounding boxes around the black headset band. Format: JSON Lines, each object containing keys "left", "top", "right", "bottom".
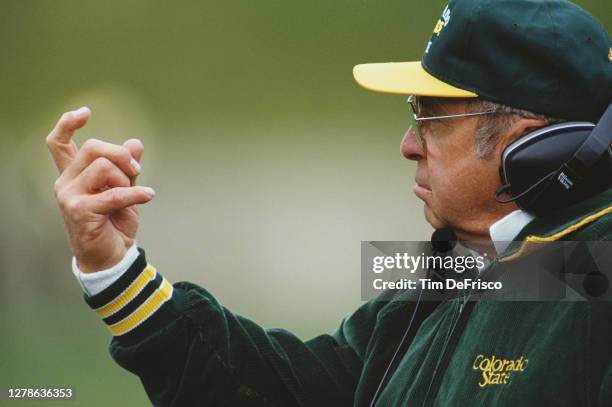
{"left": 566, "top": 102, "right": 612, "bottom": 174}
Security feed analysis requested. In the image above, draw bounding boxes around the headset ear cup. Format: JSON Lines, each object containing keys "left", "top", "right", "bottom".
{"left": 495, "top": 150, "right": 514, "bottom": 203}
{"left": 495, "top": 122, "right": 610, "bottom": 216}
{"left": 524, "top": 151, "right": 612, "bottom": 216}
{"left": 521, "top": 172, "right": 572, "bottom": 215}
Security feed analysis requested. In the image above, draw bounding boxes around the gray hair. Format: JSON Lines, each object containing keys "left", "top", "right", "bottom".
{"left": 466, "top": 100, "right": 564, "bottom": 159}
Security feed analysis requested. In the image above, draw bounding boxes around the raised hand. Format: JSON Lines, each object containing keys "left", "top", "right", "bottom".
{"left": 46, "top": 107, "right": 155, "bottom": 273}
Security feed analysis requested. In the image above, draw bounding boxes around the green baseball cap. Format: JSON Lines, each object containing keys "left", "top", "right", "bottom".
{"left": 354, "top": 0, "right": 612, "bottom": 122}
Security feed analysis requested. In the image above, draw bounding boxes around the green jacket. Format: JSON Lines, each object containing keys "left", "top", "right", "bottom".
{"left": 84, "top": 188, "right": 612, "bottom": 406}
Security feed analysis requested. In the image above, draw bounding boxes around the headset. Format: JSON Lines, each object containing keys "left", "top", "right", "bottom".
{"left": 495, "top": 102, "right": 612, "bottom": 217}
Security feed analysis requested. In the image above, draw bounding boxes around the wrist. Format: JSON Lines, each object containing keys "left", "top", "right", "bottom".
{"left": 75, "top": 242, "right": 132, "bottom": 274}
{"left": 72, "top": 243, "right": 140, "bottom": 296}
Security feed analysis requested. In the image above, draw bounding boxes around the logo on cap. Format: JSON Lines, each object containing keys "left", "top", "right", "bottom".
{"left": 433, "top": 5, "right": 451, "bottom": 36}
{"left": 425, "top": 5, "right": 451, "bottom": 54}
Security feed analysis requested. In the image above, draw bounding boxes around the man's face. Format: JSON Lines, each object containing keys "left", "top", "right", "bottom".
{"left": 401, "top": 98, "right": 512, "bottom": 240}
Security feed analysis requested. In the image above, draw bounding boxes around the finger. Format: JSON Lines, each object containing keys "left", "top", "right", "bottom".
{"left": 123, "top": 138, "right": 144, "bottom": 163}
{"left": 46, "top": 107, "right": 91, "bottom": 173}
{"left": 74, "top": 157, "right": 131, "bottom": 193}
{"left": 64, "top": 138, "right": 141, "bottom": 181}
{"left": 90, "top": 186, "right": 156, "bottom": 214}
{"left": 122, "top": 139, "right": 145, "bottom": 187}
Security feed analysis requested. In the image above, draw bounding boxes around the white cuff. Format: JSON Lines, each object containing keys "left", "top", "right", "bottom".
{"left": 72, "top": 243, "right": 140, "bottom": 296}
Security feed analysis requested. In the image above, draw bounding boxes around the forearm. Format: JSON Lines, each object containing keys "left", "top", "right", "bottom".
{"left": 76, "top": 248, "right": 363, "bottom": 406}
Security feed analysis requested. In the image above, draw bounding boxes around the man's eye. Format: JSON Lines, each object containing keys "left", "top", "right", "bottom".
{"left": 420, "top": 121, "right": 434, "bottom": 134}
{"left": 430, "top": 120, "right": 452, "bottom": 130}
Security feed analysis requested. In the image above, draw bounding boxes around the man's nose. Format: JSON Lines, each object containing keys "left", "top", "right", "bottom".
{"left": 401, "top": 127, "right": 425, "bottom": 161}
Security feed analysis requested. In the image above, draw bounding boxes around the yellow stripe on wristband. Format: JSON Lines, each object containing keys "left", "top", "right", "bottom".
{"left": 94, "top": 265, "right": 157, "bottom": 319}
{"left": 108, "top": 278, "right": 173, "bottom": 336}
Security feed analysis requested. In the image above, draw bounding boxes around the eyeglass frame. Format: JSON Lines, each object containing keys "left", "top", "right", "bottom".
{"left": 407, "top": 95, "right": 498, "bottom": 148}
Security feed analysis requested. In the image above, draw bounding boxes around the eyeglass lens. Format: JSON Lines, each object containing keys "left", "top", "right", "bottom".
{"left": 407, "top": 96, "right": 425, "bottom": 148}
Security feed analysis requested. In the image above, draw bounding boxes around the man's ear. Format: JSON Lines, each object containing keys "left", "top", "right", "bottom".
{"left": 497, "top": 117, "right": 548, "bottom": 155}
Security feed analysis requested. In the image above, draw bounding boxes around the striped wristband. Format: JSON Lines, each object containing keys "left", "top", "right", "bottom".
{"left": 84, "top": 250, "right": 173, "bottom": 336}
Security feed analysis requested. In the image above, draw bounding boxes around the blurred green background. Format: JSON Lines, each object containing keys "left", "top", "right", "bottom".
{"left": 0, "top": 0, "right": 609, "bottom": 405}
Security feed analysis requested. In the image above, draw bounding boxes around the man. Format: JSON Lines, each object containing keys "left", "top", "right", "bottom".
{"left": 47, "top": 0, "right": 612, "bottom": 405}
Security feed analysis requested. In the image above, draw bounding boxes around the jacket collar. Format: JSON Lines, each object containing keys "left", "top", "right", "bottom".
{"left": 498, "top": 187, "right": 612, "bottom": 262}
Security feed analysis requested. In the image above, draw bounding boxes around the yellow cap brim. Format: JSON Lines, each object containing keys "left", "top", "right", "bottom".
{"left": 353, "top": 61, "right": 477, "bottom": 97}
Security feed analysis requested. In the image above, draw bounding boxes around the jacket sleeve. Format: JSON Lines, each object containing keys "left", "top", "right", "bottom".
{"left": 83, "top": 248, "right": 387, "bottom": 407}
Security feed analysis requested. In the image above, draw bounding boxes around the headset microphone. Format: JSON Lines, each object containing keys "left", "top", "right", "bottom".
{"left": 430, "top": 227, "right": 457, "bottom": 253}
{"left": 495, "top": 102, "right": 612, "bottom": 217}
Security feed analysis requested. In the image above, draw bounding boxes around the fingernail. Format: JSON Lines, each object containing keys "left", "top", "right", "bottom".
{"left": 141, "top": 186, "right": 155, "bottom": 197}
{"left": 73, "top": 106, "right": 90, "bottom": 119}
{"left": 130, "top": 158, "right": 142, "bottom": 174}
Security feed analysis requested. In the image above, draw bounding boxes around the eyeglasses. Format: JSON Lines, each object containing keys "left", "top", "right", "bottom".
{"left": 407, "top": 95, "right": 497, "bottom": 148}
